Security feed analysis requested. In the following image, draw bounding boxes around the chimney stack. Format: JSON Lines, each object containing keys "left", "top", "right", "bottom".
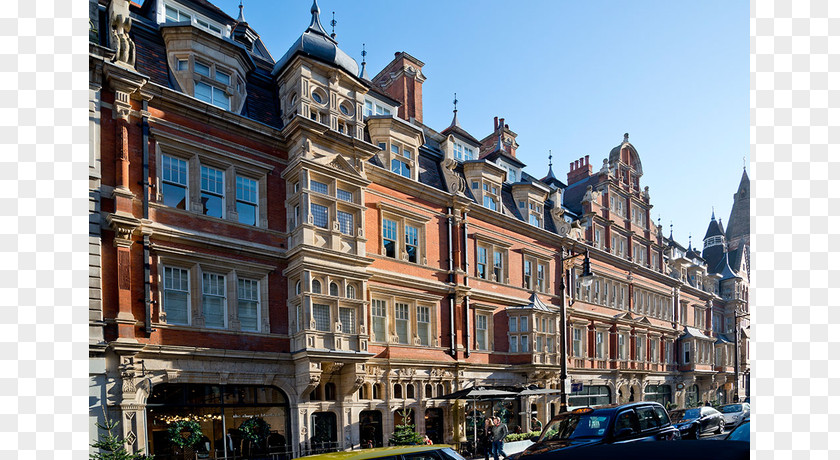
{"left": 567, "top": 155, "right": 593, "bottom": 184}
{"left": 371, "top": 51, "right": 426, "bottom": 123}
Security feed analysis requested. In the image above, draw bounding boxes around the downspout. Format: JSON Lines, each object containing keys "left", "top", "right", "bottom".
{"left": 447, "top": 207, "right": 456, "bottom": 356}
{"left": 141, "top": 100, "right": 153, "bottom": 335}
{"left": 463, "top": 210, "right": 470, "bottom": 358}
{"left": 559, "top": 247, "right": 569, "bottom": 412}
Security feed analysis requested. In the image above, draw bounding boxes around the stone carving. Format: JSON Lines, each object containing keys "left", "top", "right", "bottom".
{"left": 581, "top": 185, "right": 602, "bottom": 205}
{"left": 109, "top": 13, "right": 135, "bottom": 67}
{"left": 441, "top": 158, "right": 466, "bottom": 195}
{"left": 600, "top": 158, "right": 610, "bottom": 175}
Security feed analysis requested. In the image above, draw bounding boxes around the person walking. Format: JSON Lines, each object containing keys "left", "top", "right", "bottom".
{"left": 490, "top": 416, "right": 508, "bottom": 460}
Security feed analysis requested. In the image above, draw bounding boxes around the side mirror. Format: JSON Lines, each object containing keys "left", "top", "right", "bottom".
{"left": 615, "top": 428, "right": 633, "bottom": 439}
{"left": 529, "top": 436, "right": 539, "bottom": 443}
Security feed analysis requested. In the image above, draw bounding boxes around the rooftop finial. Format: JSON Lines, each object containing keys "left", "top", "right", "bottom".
{"left": 453, "top": 93, "right": 458, "bottom": 114}
{"left": 743, "top": 156, "right": 746, "bottom": 170}
{"left": 670, "top": 222, "right": 673, "bottom": 239}
{"left": 237, "top": 0, "right": 245, "bottom": 22}
{"left": 330, "top": 11, "right": 337, "bottom": 39}
{"left": 449, "top": 92, "right": 461, "bottom": 128}
{"left": 307, "top": 0, "right": 330, "bottom": 38}
{"left": 359, "top": 43, "right": 369, "bottom": 79}
{"left": 548, "top": 150, "right": 553, "bottom": 168}
{"left": 657, "top": 215, "right": 661, "bottom": 227}
{"left": 623, "top": 132, "right": 629, "bottom": 142}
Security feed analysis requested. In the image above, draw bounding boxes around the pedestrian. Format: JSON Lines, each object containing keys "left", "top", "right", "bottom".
{"left": 490, "top": 416, "right": 509, "bottom": 460}
{"left": 423, "top": 434, "right": 433, "bottom": 445}
{"left": 483, "top": 417, "right": 493, "bottom": 460}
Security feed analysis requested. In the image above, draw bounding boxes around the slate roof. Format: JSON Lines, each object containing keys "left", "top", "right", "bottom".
{"left": 505, "top": 292, "right": 558, "bottom": 313}
{"left": 725, "top": 169, "right": 750, "bottom": 243}
{"left": 703, "top": 213, "right": 725, "bottom": 240}
{"left": 681, "top": 327, "right": 712, "bottom": 341}
{"left": 562, "top": 174, "right": 599, "bottom": 216}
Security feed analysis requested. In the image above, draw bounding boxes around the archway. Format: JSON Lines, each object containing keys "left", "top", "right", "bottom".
{"left": 359, "top": 410, "right": 383, "bottom": 448}
{"left": 425, "top": 408, "right": 444, "bottom": 444}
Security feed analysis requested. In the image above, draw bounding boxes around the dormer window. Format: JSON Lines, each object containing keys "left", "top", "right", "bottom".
{"left": 364, "top": 100, "right": 392, "bottom": 117}
{"left": 164, "top": 3, "right": 224, "bottom": 36}
{"left": 389, "top": 144, "right": 412, "bottom": 179}
{"left": 453, "top": 142, "right": 475, "bottom": 161}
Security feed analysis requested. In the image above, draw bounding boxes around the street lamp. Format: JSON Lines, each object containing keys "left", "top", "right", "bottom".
{"left": 557, "top": 247, "right": 595, "bottom": 413}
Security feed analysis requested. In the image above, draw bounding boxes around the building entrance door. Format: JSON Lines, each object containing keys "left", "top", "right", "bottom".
{"left": 359, "top": 410, "right": 383, "bottom": 448}
{"left": 424, "top": 408, "right": 443, "bottom": 444}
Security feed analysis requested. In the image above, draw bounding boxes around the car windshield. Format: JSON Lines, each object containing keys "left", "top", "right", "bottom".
{"left": 669, "top": 408, "right": 700, "bottom": 422}
{"left": 726, "top": 421, "right": 750, "bottom": 441}
{"left": 440, "top": 448, "right": 466, "bottom": 460}
{"left": 720, "top": 404, "right": 744, "bottom": 414}
{"left": 539, "top": 414, "right": 611, "bottom": 441}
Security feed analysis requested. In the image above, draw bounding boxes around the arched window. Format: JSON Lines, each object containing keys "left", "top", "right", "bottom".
{"left": 329, "top": 282, "right": 339, "bottom": 297}
{"left": 406, "top": 383, "right": 415, "bottom": 399}
{"left": 358, "top": 383, "right": 369, "bottom": 400}
{"left": 436, "top": 384, "right": 444, "bottom": 398}
{"left": 393, "top": 383, "right": 402, "bottom": 399}
{"left": 346, "top": 284, "right": 356, "bottom": 299}
{"left": 372, "top": 383, "right": 382, "bottom": 399}
{"left": 324, "top": 382, "right": 336, "bottom": 401}
{"left": 312, "top": 279, "right": 321, "bottom": 294}
{"left": 295, "top": 281, "right": 301, "bottom": 296}
{"left": 425, "top": 384, "right": 433, "bottom": 399}
{"left": 310, "top": 384, "right": 323, "bottom": 401}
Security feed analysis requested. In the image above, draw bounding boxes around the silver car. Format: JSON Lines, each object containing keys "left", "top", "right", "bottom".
{"left": 718, "top": 403, "right": 750, "bottom": 429}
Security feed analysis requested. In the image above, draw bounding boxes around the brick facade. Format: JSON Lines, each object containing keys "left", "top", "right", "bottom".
{"left": 89, "top": 1, "right": 750, "bottom": 457}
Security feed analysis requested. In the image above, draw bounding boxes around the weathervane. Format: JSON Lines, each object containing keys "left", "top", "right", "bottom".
{"left": 361, "top": 43, "right": 367, "bottom": 63}
{"left": 330, "top": 11, "right": 337, "bottom": 39}
{"left": 548, "top": 150, "right": 553, "bottom": 168}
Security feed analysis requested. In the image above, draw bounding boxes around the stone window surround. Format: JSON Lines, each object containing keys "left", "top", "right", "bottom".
{"left": 155, "top": 251, "right": 271, "bottom": 334}
{"left": 376, "top": 202, "right": 429, "bottom": 265}
{"left": 153, "top": 134, "right": 270, "bottom": 228}
{"left": 473, "top": 233, "right": 511, "bottom": 284}
{"left": 368, "top": 287, "right": 440, "bottom": 347}
{"left": 520, "top": 248, "right": 551, "bottom": 293}
{"left": 471, "top": 303, "right": 496, "bottom": 352}
{"left": 569, "top": 318, "right": 590, "bottom": 358}
{"left": 296, "top": 271, "right": 364, "bottom": 335}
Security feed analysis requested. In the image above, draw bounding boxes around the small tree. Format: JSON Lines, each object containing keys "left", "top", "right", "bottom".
{"left": 389, "top": 410, "right": 425, "bottom": 446}
{"left": 90, "top": 409, "right": 154, "bottom": 460}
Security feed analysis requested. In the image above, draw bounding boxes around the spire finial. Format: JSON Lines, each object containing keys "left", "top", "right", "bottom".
{"left": 743, "top": 156, "right": 746, "bottom": 170}
{"left": 548, "top": 150, "right": 553, "bottom": 168}
{"left": 670, "top": 222, "right": 673, "bottom": 239}
{"left": 359, "top": 43, "right": 369, "bottom": 80}
{"left": 453, "top": 93, "right": 458, "bottom": 114}
{"left": 307, "top": 0, "right": 330, "bottom": 38}
{"left": 330, "top": 11, "right": 337, "bottom": 39}
{"left": 237, "top": 0, "right": 245, "bottom": 22}
{"left": 623, "top": 132, "right": 629, "bottom": 143}
{"left": 711, "top": 207, "right": 716, "bottom": 220}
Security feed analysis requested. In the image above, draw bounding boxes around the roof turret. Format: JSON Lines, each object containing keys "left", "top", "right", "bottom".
{"left": 272, "top": 0, "right": 359, "bottom": 78}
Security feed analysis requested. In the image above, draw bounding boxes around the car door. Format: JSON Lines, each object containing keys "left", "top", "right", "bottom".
{"left": 612, "top": 409, "right": 641, "bottom": 443}
{"left": 633, "top": 406, "right": 660, "bottom": 441}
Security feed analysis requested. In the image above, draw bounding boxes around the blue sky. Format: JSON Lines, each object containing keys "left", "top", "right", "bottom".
{"left": 213, "top": 0, "right": 747, "bottom": 246}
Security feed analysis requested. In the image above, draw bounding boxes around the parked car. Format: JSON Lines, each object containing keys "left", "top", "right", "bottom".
{"left": 516, "top": 402, "right": 679, "bottom": 458}
{"left": 299, "top": 445, "right": 465, "bottom": 460}
{"left": 515, "top": 439, "right": 748, "bottom": 460}
{"left": 718, "top": 403, "right": 750, "bottom": 429}
{"left": 669, "top": 406, "right": 724, "bottom": 439}
{"left": 724, "top": 418, "right": 750, "bottom": 442}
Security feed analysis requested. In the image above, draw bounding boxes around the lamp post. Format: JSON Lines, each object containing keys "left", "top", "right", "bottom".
{"left": 558, "top": 247, "right": 594, "bottom": 413}
{"left": 733, "top": 310, "right": 750, "bottom": 401}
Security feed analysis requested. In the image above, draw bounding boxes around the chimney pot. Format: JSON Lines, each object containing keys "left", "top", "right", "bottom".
{"left": 395, "top": 51, "right": 401, "bottom": 58}
{"left": 569, "top": 162, "right": 574, "bottom": 172}
{"left": 585, "top": 154, "right": 590, "bottom": 165}
{"left": 494, "top": 116, "right": 498, "bottom": 130}
{"left": 500, "top": 118, "right": 505, "bottom": 130}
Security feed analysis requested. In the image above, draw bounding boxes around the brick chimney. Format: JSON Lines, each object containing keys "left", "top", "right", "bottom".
{"left": 567, "top": 155, "right": 592, "bottom": 184}
{"left": 371, "top": 51, "right": 426, "bottom": 123}
{"left": 480, "top": 116, "right": 519, "bottom": 158}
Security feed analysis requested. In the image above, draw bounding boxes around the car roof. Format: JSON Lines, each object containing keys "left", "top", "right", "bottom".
{"left": 298, "top": 445, "right": 454, "bottom": 460}
{"left": 548, "top": 402, "right": 664, "bottom": 421}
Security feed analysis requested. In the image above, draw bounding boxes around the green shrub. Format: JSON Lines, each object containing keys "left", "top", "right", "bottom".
{"left": 504, "top": 431, "right": 541, "bottom": 443}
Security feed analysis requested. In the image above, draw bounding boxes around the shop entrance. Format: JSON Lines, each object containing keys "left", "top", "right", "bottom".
{"left": 359, "top": 410, "right": 383, "bottom": 448}
{"left": 424, "top": 408, "right": 443, "bottom": 444}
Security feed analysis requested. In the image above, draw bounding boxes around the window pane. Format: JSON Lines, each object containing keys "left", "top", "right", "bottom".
{"left": 237, "top": 278, "right": 259, "bottom": 332}
{"left": 202, "top": 273, "right": 226, "bottom": 328}
{"left": 313, "top": 304, "right": 330, "bottom": 332}
{"left": 372, "top": 299, "right": 387, "bottom": 342}
{"left": 405, "top": 226, "right": 418, "bottom": 263}
{"left": 519, "top": 317, "right": 528, "bottom": 332}
{"left": 161, "top": 182, "right": 187, "bottom": 210}
{"left": 417, "top": 306, "right": 430, "bottom": 346}
{"left": 338, "top": 211, "right": 353, "bottom": 235}
{"left": 520, "top": 336, "right": 529, "bottom": 352}
{"left": 165, "top": 5, "right": 179, "bottom": 21}
{"left": 340, "top": 307, "right": 356, "bottom": 334}
{"left": 509, "top": 317, "right": 517, "bottom": 333}
{"left": 215, "top": 70, "right": 231, "bottom": 85}
{"left": 509, "top": 336, "right": 518, "bottom": 352}
{"left": 213, "top": 87, "right": 230, "bottom": 110}
{"left": 310, "top": 180, "right": 329, "bottom": 194}
{"left": 337, "top": 189, "right": 353, "bottom": 203}
{"left": 311, "top": 203, "right": 328, "bottom": 229}
{"left": 236, "top": 202, "right": 256, "bottom": 226}
{"left": 195, "top": 61, "right": 211, "bottom": 77}
{"left": 195, "top": 81, "right": 212, "bottom": 103}
{"left": 383, "top": 219, "right": 397, "bottom": 258}
{"left": 395, "top": 303, "right": 409, "bottom": 344}
{"left": 163, "top": 267, "right": 189, "bottom": 325}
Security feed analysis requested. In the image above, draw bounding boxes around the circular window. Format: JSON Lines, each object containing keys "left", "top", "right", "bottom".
{"left": 339, "top": 104, "right": 350, "bottom": 116}
{"left": 311, "top": 91, "right": 324, "bottom": 104}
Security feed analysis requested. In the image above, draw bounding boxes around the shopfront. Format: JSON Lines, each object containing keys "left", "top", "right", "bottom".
{"left": 568, "top": 385, "right": 611, "bottom": 408}
{"left": 146, "top": 383, "right": 290, "bottom": 460}
{"left": 644, "top": 384, "right": 673, "bottom": 408}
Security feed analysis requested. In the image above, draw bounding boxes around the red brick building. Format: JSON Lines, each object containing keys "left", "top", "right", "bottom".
{"left": 88, "top": 0, "right": 750, "bottom": 457}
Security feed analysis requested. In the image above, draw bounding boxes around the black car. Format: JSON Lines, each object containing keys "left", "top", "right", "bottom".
{"left": 669, "top": 406, "right": 724, "bottom": 439}
{"left": 516, "top": 402, "right": 679, "bottom": 458}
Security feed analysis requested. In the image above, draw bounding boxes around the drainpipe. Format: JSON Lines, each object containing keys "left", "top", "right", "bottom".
{"left": 141, "top": 100, "right": 153, "bottom": 335}
{"left": 463, "top": 210, "right": 470, "bottom": 358}
{"left": 447, "top": 208, "right": 456, "bottom": 356}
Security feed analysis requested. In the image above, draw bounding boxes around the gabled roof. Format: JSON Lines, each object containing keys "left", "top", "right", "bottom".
{"left": 505, "top": 292, "right": 558, "bottom": 313}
